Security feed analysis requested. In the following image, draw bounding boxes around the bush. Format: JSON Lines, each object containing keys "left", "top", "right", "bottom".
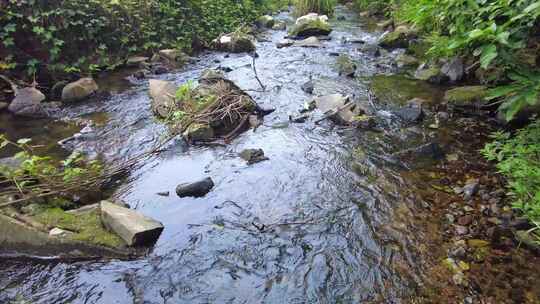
{"left": 294, "top": 0, "right": 337, "bottom": 16}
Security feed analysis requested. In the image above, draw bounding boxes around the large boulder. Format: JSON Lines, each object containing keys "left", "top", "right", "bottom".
{"left": 61, "top": 78, "right": 98, "bottom": 102}
{"left": 100, "top": 201, "right": 164, "bottom": 247}
{"left": 176, "top": 177, "right": 215, "bottom": 198}
{"left": 379, "top": 25, "right": 416, "bottom": 49}
{"left": 7, "top": 87, "right": 48, "bottom": 117}
{"left": 148, "top": 79, "right": 177, "bottom": 118}
{"left": 314, "top": 94, "right": 360, "bottom": 124}
{"left": 212, "top": 33, "right": 256, "bottom": 53}
{"left": 289, "top": 13, "right": 331, "bottom": 38}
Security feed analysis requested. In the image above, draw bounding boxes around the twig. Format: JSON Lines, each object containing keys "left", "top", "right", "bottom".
{"left": 251, "top": 55, "right": 266, "bottom": 91}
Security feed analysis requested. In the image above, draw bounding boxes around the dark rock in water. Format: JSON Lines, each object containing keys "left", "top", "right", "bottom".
{"left": 152, "top": 65, "right": 169, "bottom": 75}
{"left": 156, "top": 191, "right": 170, "bottom": 197}
{"left": 176, "top": 177, "right": 215, "bottom": 198}
{"left": 395, "top": 142, "right": 445, "bottom": 161}
{"left": 379, "top": 25, "right": 416, "bottom": 49}
{"left": 394, "top": 106, "right": 423, "bottom": 123}
{"left": 276, "top": 39, "right": 294, "bottom": 48}
{"left": 337, "top": 16, "right": 346, "bottom": 21}
{"left": 256, "top": 106, "right": 275, "bottom": 116}
{"left": 301, "top": 80, "right": 314, "bottom": 94}
{"left": 239, "top": 148, "right": 269, "bottom": 165}
{"left": 441, "top": 57, "right": 464, "bottom": 83}
{"left": 290, "top": 113, "right": 309, "bottom": 123}
{"left": 218, "top": 66, "right": 233, "bottom": 73}
{"left": 329, "top": 52, "right": 340, "bottom": 57}
{"left": 133, "top": 70, "right": 146, "bottom": 80}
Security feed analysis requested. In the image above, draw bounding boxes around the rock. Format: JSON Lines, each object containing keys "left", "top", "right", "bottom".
{"left": 148, "top": 79, "right": 177, "bottom": 118}
{"left": 509, "top": 218, "right": 531, "bottom": 230}
{"left": 369, "top": 74, "right": 442, "bottom": 106}
{"left": 156, "top": 191, "right": 170, "bottom": 197}
{"left": 256, "top": 15, "right": 275, "bottom": 28}
{"left": 337, "top": 16, "right": 346, "bottom": 21}
{"left": 212, "top": 33, "right": 256, "bottom": 53}
{"left": 468, "top": 239, "right": 490, "bottom": 248}
{"left": 61, "top": 78, "right": 98, "bottom": 103}
{"left": 289, "top": 13, "right": 331, "bottom": 38}
{"left": 0, "top": 156, "right": 22, "bottom": 173}
{"left": 294, "top": 36, "right": 323, "bottom": 48}
{"left": 393, "top": 106, "right": 423, "bottom": 123}
{"left": 7, "top": 87, "right": 49, "bottom": 117}
{"left": 379, "top": 25, "right": 416, "bottom": 49}
{"left": 441, "top": 57, "right": 464, "bottom": 83}
{"left": 396, "top": 53, "right": 419, "bottom": 68}
{"left": 377, "top": 19, "right": 393, "bottom": 30}
{"left": 444, "top": 86, "right": 488, "bottom": 105}
{"left": 436, "top": 111, "right": 450, "bottom": 121}
{"left": 455, "top": 225, "right": 469, "bottom": 235}
{"left": 395, "top": 142, "right": 445, "bottom": 161}
{"left": 176, "top": 177, "right": 215, "bottom": 198}
{"left": 49, "top": 227, "right": 73, "bottom": 238}
{"left": 515, "top": 230, "right": 540, "bottom": 251}
{"left": 457, "top": 215, "right": 473, "bottom": 226}
{"left": 248, "top": 114, "right": 262, "bottom": 128}
{"left": 0, "top": 102, "right": 8, "bottom": 111}
{"left": 276, "top": 39, "right": 294, "bottom": 48}
{"left": 336, "top": 54, "right": 356, "bottom": 77}
{"left": 239, "top": 148, "right": 269, "bottom": 165}
{"left": 414, "top": 65, "right": 448, "bottom": 84}
{"left": 290, "top": 113, "right": 310, "bottom": 123}
{"left": 152, "top": 65, "right": 169, "bottom": 75}
{"left": 100, "top": 201, "right": 164, "bottom": 246}
{"left": 462, "top": 179, "right": 479, "bottom": 200}
{"left": 66, "top": 203, "right": 99, "bottom": 215}
{"left": 314, "top": 94, "right": 361, "bottom": 124}
{"left": 182, "top": 123, "right": 215, "bottom": 141}
{"left": 272, "top": 20, "right": 287, "bottom": 30}
{"left": 126, "top": 56, "right": 149, "bottom": 67}
{"left": 158, "top": 49, "right": 187, "bottom": 65}
{"left": 132, "top": 70, "right": 146, "bottom": 80}
{"left": 301, "top": 80, "right": 314, "bottom": 94}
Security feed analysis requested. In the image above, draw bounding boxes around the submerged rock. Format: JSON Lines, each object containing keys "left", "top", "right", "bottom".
{"left": 148, "top": 79, "right": 177, "bottom": 118}
{"left": 61, "top": 78, "right": 98, "bottom": 102}
{"left": 336, "top": 54, "right": 356, "bottom": 77}
{"left": 444, "top": 86, "right": 487, "bottom": 105}
{"left": 294, "top": 36, "right": 323, "bottom": 48}
{"left": 239, "top": 148, "right": 269, "bottom": 165}
{"left": 176, "top": 177, "right": 215, "bottom": 198}
{"left": 370, "top": 74, "right": 443, "bottom": 106}
{"left": 0, "top": 101, "right": 8, "bottom": 111}
{"left": 7, "top": 87, "right": 51, "bottom": 117}
{"left": 212, "top": 32, "right": 256, "bottom": 53}
{"left": 100, "top": 201, "right": 164, "bottom": 247}
{"left": 289, "top": 13, "right": 331, "bottom": 38}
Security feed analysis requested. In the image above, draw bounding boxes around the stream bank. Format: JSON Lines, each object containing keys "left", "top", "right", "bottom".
{"left": 0, "top": 5, "right": 539, "bottom": 303}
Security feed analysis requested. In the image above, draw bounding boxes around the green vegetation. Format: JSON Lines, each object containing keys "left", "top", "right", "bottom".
{"left": 34, "top": 207, "right": 124, "bottom": 248}
{"left": 294, "top": 0, "right": 336, "bottom": 16}
{"left": 0, "top": 0, "right": 287, "bottom": 81}
{"left": 482, "top": 120, "right": 540, "bottom": 244}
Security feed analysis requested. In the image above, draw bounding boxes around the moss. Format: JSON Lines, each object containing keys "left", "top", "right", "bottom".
{"left": 444, "top": 86, "right": 487, "bottom": 104}
{"left": 34, "top": 207, "right": 124, "bottom": 248}
{"left": 289, "top": 19, "right": 331, "bottom": 37}
{"left": 370, "top": 74, "right": 444, "bottom": 106}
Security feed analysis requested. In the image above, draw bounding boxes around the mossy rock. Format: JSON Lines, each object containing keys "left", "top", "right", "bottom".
{"left": 414, "top": 66, "right": 446, "bottom": 84}
{"left": 34, "top": 207, "right": 124, "bottom": 248}
{"left": 444, "top": 86, "right": 487, "bottom": 105}
{"left": 289, "top": 19, "right": 331, "bottom": 38}
{"left": 379, "top": 25, "right": 416, "bottom": 49}
{"left": 396, "top": 54, "right": 419, "bottom": 68}
{"left": 256, "top": 15, "right": 275, "bottom": 28}
{"left": 212, "top": 33, "right": 256, "bottom": 53}
{"left": 183, "top": 123, "right": 215, "bottom": 141}
{"left": 370, "top": 74, "right": 444, "bottom": 106}
{"left": 336, "top": 54, "right": 356, "bottom": 77}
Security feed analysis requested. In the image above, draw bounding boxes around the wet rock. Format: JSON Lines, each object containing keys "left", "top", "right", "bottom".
{"left": 441, "top": 57, "right": 464, "bottom": 83}
{"left": 272, "top": 20, "right": 287, "bottom": 31}
{"left": 396, "top": 53, "right": 419, "bottom": 68}
{"left": 212, "top": 33, "right": 256, "bottom": 53}
{"left": 290, "top": 113, "right": 310, "bottom": 123}
{"left": 379, "top": 25, "right": 416, "bottom": 49}
{"left": 156, "top": 191, "right": 170, "bottom": 197}
{"left": 301, "top": 80, "right": 314, "bottom": 94}
{"left": 395, "top": 142, "right": 445, "bottom": 161}
{"left": 276, "top": 39, "right": 294, "bottom": 48}
{"left": 256, "top": 15, "right": 275, "bottom": 28}
{"left": 239, "top": 148, "right": 269, "bottom": 165}
{"left": 515, "top": 230, "right": 540, "bottom": 251}
{"left": 49, "top": 227, "right": 73, "bottom": 238}
{"left": 450, "top": 246, "right": 466, "bottom": 259}
{"left": 152, "top": 65, "right": 169, "bottom": 75}
{"left": 183, "top": 123, "right": 215, "bottom": 142}
{"left": 132, "top": 70, "right": 146, "bottom": 80}
{"left": 294, "top": 36, "right": 323, "bottom": 48}
{"left": 455, "top": 225, "right": 469, "bottom": 235}
{"left": 369, "top": 74, "right": 442, "bottom": 106}
{"left": 444, "top": 86, "right": 487, "bottom": 106}
{"left": 337, "top": 15, "right": 346, "bottom": 21}
{"left": 289, "top": 13, "right": 331, "bottom": 38}
{"left": 462, "top": 179, "right": 479, "bottom": 200}
{"left": 126, "top": 56, "right": 149, "bottom": 68}
{"left": 176, "top": 177, "right": 215, "bottom": 198}
{"left": 0, "top": 156, "right": 22, "bottom": 173}
{"left": 100, "top": 200, "right": 164, "bottom": 246}
{"left": 314, "top": 94, "right": 361, "bottom": 125}
{"left": 336, "top": 54, "right": 356, "bottom": 77}
{"left": 436, "top": 111, "right": 450, "bottom": 121}
{"left": 158, "top": 49, "right": 188, "bottom": 66}
{"left": 7, "top": 87, "right": 48, "bottom": 117}
{"left": 393, "top": 106, "right": 423, "bottom": 124}
{"left": 509, "top": 218, "right": 531, "bottom": 230}
{"left": 457, "top": 215, "right": 473, "bottom": 226}
{"left": 148, "top": 79, "right": 177, "bottom": 118}
{"left": 61, "top": 78, "right": 99, "bottom": 102}
{"left": 414, "top": 65, "right": 448, "bottom": 84}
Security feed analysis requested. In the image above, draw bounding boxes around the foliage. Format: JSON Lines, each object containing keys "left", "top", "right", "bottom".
{"left": 482, "top": 120, "right": 540, "bottom": 243}
{"left": 0, "top": 0, "right": 283, "bottom": 80}
{"left": 0, "top": 135, "right": 103, "bottom": 202}
{"left": 294, "top": 0, "right": 337, "bottom": 16}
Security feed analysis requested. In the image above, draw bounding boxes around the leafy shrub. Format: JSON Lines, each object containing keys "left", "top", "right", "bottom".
{"left": 294, "top": 0, "right": 337, "bottom": 16}
{"left": 482, "top": 120, "right": 540, "bottom": 242}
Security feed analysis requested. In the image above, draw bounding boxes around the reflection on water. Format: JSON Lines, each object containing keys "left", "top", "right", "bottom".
{"left": 0, "top": 7, "right": 443, "bottom": 304}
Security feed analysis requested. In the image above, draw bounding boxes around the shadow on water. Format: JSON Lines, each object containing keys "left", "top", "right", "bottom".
{"left": 1, "top": 6, "right": 447, "bottom": 303}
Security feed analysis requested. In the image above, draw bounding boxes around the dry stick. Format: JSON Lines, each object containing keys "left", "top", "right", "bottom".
{"left": 251, "top": 55, "right": 266, "bottom": 91}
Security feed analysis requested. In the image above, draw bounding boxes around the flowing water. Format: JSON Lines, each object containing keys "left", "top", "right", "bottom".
{"left": 0, "top": 7, "right": 451, "bottom": 303}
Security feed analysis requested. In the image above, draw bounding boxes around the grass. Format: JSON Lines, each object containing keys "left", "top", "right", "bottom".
{"left": 294, "top": 0, "right": 336, "bottom": 16}
{"left": 34, "top": 207, "right": 124, "bottom": 248}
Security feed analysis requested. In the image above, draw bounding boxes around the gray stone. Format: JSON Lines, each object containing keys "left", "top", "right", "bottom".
{"left": 294, "top": 36, "right": 323, "bottom": 48}
{"left": 158, "top": 49, "right": 187, "bottom": 63}
{"left": 61, "top": 78, "right": 98, "bottom": 102}
{"left": 314, "top": 94, "right": 361, "bottom": 124}
{"left": 239, "top": 148, "right": 269, "bottom": 165}
{"left": 49, "top": 227, "right": 73, "bottom": 238}
{"left": 0, "top": 156, "right": 22, "bottom": 172}
{"left": 336, "top": 54, "right": 356, "bottom": 77}
{"left": 7, "top": 87, "right": 48, "bottom": 117}
{"left": 393, "top": 106, "right": 423, "bottom": 123}
{"left": 441, "top": 57, "right": 464, "bottom": 83}
{"left": 176, "top": 177, "right": 215, "bottom": 198}
{"left": 462, "top": 179, "right": 479, "bottom": 200}
{"left": 455, "top": 225, "right": 469, "bottom": 235}
{"left": 100, "top": 200, "right": 164, "bottom": 246}
{"left": 396, "top": 53, "right": 419, "bottom": 68}
{"left": 148, "top": 79, "right": 177, "bottom": 118}
{"left": 379, "top": 25, "right": 416, "bottom": 49}
{"left": 301, "top": 80, "right": 314, "bottom": 94}
{"left": 212, "top": 33, "right": 256, "bottom": 53}
{"left": 126, "top": 56, "right": 149, "bottom": 67}
{"left": 289, "top": 13, "right": 331, "bottom": 38}
{"left": 276, "top": 39, "right": 294, "bottom": 48}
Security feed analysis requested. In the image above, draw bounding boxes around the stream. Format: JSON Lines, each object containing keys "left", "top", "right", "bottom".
{"left": 1, "top": 6, "right": 454, "bottom": 303}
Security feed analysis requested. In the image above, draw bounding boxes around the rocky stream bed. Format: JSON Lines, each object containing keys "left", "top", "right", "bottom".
{"left": 1, "top": 5, "right": 539, "bottom": 304}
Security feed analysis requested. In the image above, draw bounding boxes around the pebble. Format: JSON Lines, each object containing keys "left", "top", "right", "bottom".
{"left": 462, "top": 179, "right": 479, "bottom": 200}
{"left": 457, "top": 215, "right": 473, "bottom": 226}
{"left": 463, "top": 206, "right": 474, "bottom": 212}
{"left": 455, "top": 225, "right": 469, "bottom": 235}
{"left": 450, "top": 246, "right": 466, "bottom": 259}
{"left": 446, "top": 213, "right": 455, "bottom": 224}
